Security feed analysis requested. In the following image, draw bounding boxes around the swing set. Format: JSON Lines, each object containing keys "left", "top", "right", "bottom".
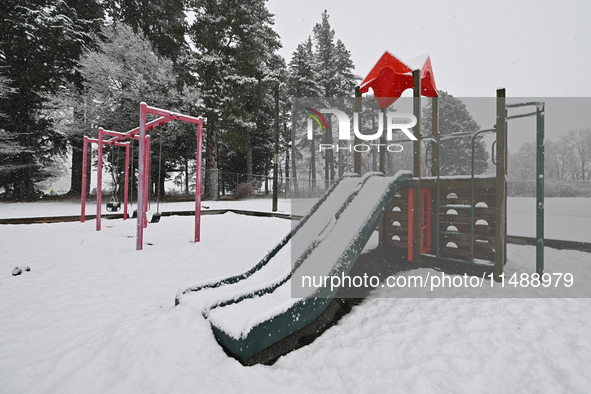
{"left": 80, "top": 102, "right": 204, "bottom": 251}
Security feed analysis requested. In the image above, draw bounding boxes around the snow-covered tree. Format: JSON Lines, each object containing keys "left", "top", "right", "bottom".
{"left": 186, "top": 0, "right": 283, "bottom": 197}
{"left": 53, "top": 23, "right": 196, "bottom": 199}
{"left": 104, "top": 0, "right": 186, "bottom": 62}
{"left": 422, "top": 91, "right": 489, "bottom": 176}
{"left": 565, "top": 128, "right": 591, "bottom": 181}
{"left": 312, "top": 11, "right": 358, "bottom": 98}
{"left": 287, "top": 11, "right": 359, "bottom": 187}
{"left": 0, "top": 0, "right": 103, "bottom": 199}
{"left": 286, "top": 37, "right": 320, "bottom": 98}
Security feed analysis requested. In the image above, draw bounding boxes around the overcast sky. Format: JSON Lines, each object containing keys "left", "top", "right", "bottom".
{"left": 267, "top": 0, "right": 591, "bottom": 150}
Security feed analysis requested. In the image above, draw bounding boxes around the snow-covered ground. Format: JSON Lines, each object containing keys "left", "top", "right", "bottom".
{"left": 1, "top": 198, "right": 590, "bottom": 393}
{"left": 0, "top": 198, "right": 293, "bottom": 219}
{"left": 1, "top": 196, "right": 589, "bottom": 242}
{"left": 507, "top": 197, "right": 591, "bottom": 242}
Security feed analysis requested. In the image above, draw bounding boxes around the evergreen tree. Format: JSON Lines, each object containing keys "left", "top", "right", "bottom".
{"left": 286, "top": 37, "right": 319, "bottom": 98}
{"left": 62, "top": 0, "right": 186, "bottom": 197}
{"left": 186, "top": 0, "right": 283, "bottom": 197}
{"left": 0, "top": 0, "right": 103, "bottom": 198}
{"left": 311, "top": 11, "right": 357, "bottom": 98}
{"left": 104, "top": 0, "right": 186, "bottom": 62}
{"left": 65, "top": 24, "right": 193, "bottom": 199}
{"left": 312, "top": 10, "right": 336, "bottom": 98}
{"left": 286, "top": 11, "right": 359, "bottom": 188}
{"left": 422, "top": 91, "right": 489, "bottom": 176}
{"left": 333, "top": 39, "right": 357, "bottom": 96}
{"left": 311, "top": 11, "right": 359, "bottom": 183}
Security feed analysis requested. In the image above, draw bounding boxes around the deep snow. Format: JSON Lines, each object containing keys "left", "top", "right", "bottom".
{"left": 0, "top": 198, "right": 590, "bottom": 393}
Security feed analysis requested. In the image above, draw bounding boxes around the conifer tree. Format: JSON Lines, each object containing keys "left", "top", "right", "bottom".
{"left": 0, "top": 0, "right": 103, "bottom": 198}
{"left": 422, "top": 91, "right": 489, "bottom": 176}
{"left": 187, "top": 0, "right": 283, "bottom": 197}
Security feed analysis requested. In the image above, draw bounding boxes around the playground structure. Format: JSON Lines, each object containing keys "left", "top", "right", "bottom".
{"left": 80, "top": 103, "right": 203, "bottom": 250}
{"left": 358, "top": 51, "right": 545, "bottom": 278}
{"left": 176, "top": 50, "right": 547, "bottom": 366}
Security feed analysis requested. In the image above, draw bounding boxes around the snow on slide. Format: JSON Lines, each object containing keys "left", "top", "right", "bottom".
{"left": 203, "top": 171, "right": 413, "bottom": 362}
{"left": 175, "top": 174, "right": 365, "bottom": 307}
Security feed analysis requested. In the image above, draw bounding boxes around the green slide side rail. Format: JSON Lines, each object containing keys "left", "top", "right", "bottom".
{"left": 202, "top": 172, "right": 381, "bottom": 317}
{"left": 175, "top": 174, "right": 360, "bottom": 305}
{"left": 210, "top": 172, "right": 413, "bottom": 361}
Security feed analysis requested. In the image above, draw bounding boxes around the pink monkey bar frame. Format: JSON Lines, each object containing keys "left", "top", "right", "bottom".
{"left": 80, "top": 103, "right": 203, "bottom": 251}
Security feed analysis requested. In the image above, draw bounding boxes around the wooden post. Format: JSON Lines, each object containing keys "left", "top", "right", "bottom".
{"left": 430, "top": 96, "right": 438, "bottom": 254}
{"left": 379, "top": 108, "right": 388, "bottom": 247}
{"left": 494, "top": 89, "right": 507, "bottom": 281}
{"left": 431, "top": 96, "right": 438, "bottom": 176}
{"left": 412, "top": 70, "right": 422, "bottom": 264}
{"left": 380, "top": 108, "right": 386, "bottom": 174}
{"left": 354, "top": 86, "right": 362, "bottom": 175}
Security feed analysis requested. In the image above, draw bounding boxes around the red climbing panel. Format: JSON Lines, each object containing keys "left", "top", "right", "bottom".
{"left": 407, "top": 188, "right": 432, "bottom": 262}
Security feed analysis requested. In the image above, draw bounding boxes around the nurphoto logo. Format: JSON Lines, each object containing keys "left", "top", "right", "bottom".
{"left": 302, "top": 105, "right": 417, "bottom": 153}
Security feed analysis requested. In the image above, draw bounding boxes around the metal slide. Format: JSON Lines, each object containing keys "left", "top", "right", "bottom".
{"left": 199, "top": 171, "right": 413, "bottom": 363}
{"left": 175, "top": 173, "right": 365, "bottom": 306}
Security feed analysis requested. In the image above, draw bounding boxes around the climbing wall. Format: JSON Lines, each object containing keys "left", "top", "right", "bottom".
{"left": 384, "top": 177, "right": 498, "bottom": 263}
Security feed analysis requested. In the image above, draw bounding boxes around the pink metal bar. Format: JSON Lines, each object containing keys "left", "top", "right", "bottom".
{"left": 143, "top": 135, "right": 150, "bottom": 228}
{"left": 81, "top": 136, "right": 88, "bottom": 223}
{"left": 124, "top": 142, "right": 130, "bottom": 220}
{"left": 145, "top": 105, "right": 203, "bottom": 124}
{"left": 86, "top": 138, "right": 127, "bottom": 148}
{"left": 102, "top": 129, "right": 126, "bottom": 138}
{"left": 136, "top": 103, "right": 147, "bottom": 250}
{"left": 195, "top": 119, "right": 203, "bottom": 242}
{"left": 107, "top": 116, "right": 170, "bottom": 144}
{"left": 97, "top": 127, "right": 104, "bottom": 231}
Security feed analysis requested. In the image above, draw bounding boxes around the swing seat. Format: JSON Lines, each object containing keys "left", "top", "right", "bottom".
{"left": 106, "top": 201, "right": 121, "bottom": 212}
{"left": 150, "top": 212, "right": 161, "bottom": 223}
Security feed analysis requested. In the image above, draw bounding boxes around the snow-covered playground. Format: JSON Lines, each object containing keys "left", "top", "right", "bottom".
{"left": 1, "top": 198, "right": 590, "bottom": 393}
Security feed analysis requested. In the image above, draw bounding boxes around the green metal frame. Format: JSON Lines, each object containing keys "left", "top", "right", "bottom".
{"left": 506, "top": 101, "right": 545, "bottom": 275}
{"left": 420, "top": 130, "right": 497, "bottom": 268}
{"left": 419, "top": 98, "right": 545, "bottom": 278}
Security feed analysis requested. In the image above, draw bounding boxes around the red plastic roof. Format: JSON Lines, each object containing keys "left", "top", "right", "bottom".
{"left": 360, "top": 51, "right": 438, "bottom": 108}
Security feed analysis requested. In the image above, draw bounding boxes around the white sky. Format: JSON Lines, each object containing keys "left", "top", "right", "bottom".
{"left": 267, "top": 0, "right": 591, "bottom": 150}
{"left": 268, "top": 0, "right": 590, "bottom": 97}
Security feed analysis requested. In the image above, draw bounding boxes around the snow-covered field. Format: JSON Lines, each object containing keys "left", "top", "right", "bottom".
{"left": 1, "top": 196, "right": 590, "bottom": 242}
{"left": 1, "top": 198, "right": 590, "bottom": 393}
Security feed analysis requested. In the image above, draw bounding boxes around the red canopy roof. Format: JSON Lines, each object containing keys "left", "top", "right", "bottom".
{"left": 360, "top": 51, "right": 438, "bottom": 108}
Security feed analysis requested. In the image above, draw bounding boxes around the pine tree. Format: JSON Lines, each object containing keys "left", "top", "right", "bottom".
{"left": 104, "top": 0, "right": 186, "bottom": 62}
{"left": 286, "top": 11, "right": 359, "bottom": 188}
{"left": 333, "top": 39, "right": 357, "bottom": 96}
{"left": 286, "top": 37, "right": 319, "bottom": 98}
{"left": 311, "top": 11, "right": 359, "bottom": 182}
{"left": 187, "top": 0, "right": 283, "bottom": 197}
{"left": 422, "top": 91, "right": 489, "bottom": 176}
{"left": 0, "top": 0, "right": 103, "bottom": 198}
{"left": 312, "top": 10, "right": 336, "bottom": 98}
